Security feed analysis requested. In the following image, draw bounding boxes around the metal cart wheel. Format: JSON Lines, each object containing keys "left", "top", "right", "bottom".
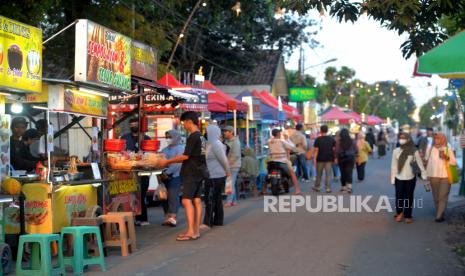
{"left": 0, "top": 243, "right": 12, "bottom": 274}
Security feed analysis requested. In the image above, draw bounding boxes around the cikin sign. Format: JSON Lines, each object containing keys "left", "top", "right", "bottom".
{"left": 0, "top": 15, "right": 42, "bottom": 93}
{"left": 75, "top": 20, "right": 131, "bottom": 91}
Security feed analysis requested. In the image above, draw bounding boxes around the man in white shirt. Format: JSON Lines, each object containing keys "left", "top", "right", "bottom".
{"left": 289, "top": 124, "right": 309, "bottom": 181}
{"left": 268, "top": 129, "right": 301, "bottom": 194}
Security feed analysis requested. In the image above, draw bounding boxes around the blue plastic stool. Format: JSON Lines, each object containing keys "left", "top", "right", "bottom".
{"left": 61, "top": 226, "right": 107, "bottom": 274}
{"left": 16, "top": 233, "right": 65, "bottom": 276}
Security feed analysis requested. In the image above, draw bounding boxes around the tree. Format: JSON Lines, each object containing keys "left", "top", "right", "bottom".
{"left": 287, "top": 70, "right": 316, "bottom": 88}
{"left": 277, "top": 0, "right": 465, "bottom": 58}
{"left": 419, "top": 97, "right": 444, "bottom": 128}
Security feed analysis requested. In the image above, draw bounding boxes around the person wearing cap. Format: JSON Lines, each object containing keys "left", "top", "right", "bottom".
{"left": 268, "top": 128, "right": 301, "bottom": 194}
{"left": 120, "top": 117, "right": 151, "bottom": 226}
{"left": 10, "top": 117, "right": 41, "bottom": 172}
{"left": 222, "top": 125, "right": 242, "bottom": 207}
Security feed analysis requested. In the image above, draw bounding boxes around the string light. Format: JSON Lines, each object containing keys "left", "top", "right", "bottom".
{"left": 274, "top": 7, "right": 285, "bottom": 19}
{"left": 232, "top": 1, "right": 241, "bottom": 16}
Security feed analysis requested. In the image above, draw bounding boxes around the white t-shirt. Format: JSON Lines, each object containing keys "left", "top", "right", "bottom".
{"left": 268, "top": 138, "right": 294, "bottom": 164}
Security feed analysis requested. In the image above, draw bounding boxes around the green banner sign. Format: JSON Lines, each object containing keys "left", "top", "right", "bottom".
{"left": 289, "top": 87, "right": 317, "bottom": 102}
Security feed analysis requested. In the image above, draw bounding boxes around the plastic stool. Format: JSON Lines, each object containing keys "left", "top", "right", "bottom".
{"left": 71, "top": 217, "right": 107, "bottom": 256}
{"left": 16, "top": 234, "right": 65, "bottom": 276}
{"left": 61, "top": 226, "right": 106, "bottom": 274}
{"left": 100, "top": 212, "right": 136, "bottom": 256}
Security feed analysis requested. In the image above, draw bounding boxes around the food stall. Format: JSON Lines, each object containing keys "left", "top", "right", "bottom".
{"left": 0, "top": 15, "right": 44, "bottom": 273}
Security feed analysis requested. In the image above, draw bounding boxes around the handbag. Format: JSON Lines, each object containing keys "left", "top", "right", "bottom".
{"left": 156, "top": 183, "right": 168, "bottom": 200}
{"left": 445, "top": 148, "right": 459, "bottom": 184}
{"left": 225, "top": 176, "right": 233, "bottom": 195}
{"left": 410, "top": 153, "right": 421, "bottom": 176}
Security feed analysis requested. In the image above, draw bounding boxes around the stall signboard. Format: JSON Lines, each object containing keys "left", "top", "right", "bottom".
{"left": 22, "top": 183, "right": 53, "bottom": 234}
{"left": 289, "top": 87, "right": 317, "bottom": 102}
{"left": 75, "top": 19, "right": 131, "bottom": 91}
{"left": 0, "top": 114, "right": 10, "bottom": 182}
{"left": 0, "top": 16, "right": 42, "bottom": 93}
{"left": 242, "top": 96, "right": 262, "bottom": 121}
{"left": 53, "top": 185, "right": 97, "bottom": 231}
{"left": 104, "top": 171, "right": 141, "bottom": 215}
{"left": 131, "top": 41, "right": 157, "bottom": 81}
{"left": 64, "top": 87, "right": 108, "bottom": 117}
{"left": 25, "top": 84, "right": 49, "bottom": 103}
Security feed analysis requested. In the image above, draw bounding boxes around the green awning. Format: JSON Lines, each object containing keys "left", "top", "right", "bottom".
{"left": 417, "top": 30, "right": 465, "bottom": 78}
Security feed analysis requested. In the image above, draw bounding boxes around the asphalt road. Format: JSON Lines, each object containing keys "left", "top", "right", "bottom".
{"left": 87, "top": 152, "right": 465, "bottom": 276}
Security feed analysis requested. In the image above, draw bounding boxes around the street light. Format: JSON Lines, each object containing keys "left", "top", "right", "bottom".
{"left": 304, "top": 58, "right": 337, "bottom": 71}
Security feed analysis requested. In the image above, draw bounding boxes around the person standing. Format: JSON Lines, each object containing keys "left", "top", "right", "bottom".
{"left": 305, "top": 134, "right": 315, "bottom": 181}
{"left": 239, "top": 147, "right": 259, "bottom": 197}
{"left": 10, "top": 117, "right": 40, "bottom": 173}
{"left": 312, "top": 125, "right": 336, "bottom": 193}
{"left": 204, "top": 125, "right": 231, "bottom": 227}
{"left": 426, "top": 127, "right": 434, "bottom": 147}
{"left": 356, "top": 133, "right": 372, "bottom": 182}
{"left": 335, "top": 128, "right": 358, "bottom": 193}
{"left": 161, "top": 111, "right": 208, "bottom": 240}
{"left": 377, "top": 130, "right": 387, "bottom": 159}
{"left": 223, "top": 126, "right": 241, "bottom": 207}
{"left": 390, "top": 133, "right": 426, "bottom": 223}
{"left": 425, "top": 133, "right": 456, "bottom": 223}
{"left": 160, "top": 130, "right": 185, "bottom": 227}
{"left": 290, "top": 123, "right": 309, "bottom": 181}
{"left": 387, "top": 128, "right": 397, "bottom": 151}
{"left": 365, "top": 128, "right": 376, "bottom": 158}
{"left": 121, "top": 117, "right": 151, "bottom": 226}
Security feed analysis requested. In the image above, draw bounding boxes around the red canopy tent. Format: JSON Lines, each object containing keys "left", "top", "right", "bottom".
{"left": 201, "top": 81, "right": 248, "bottom": 112}
{"left": 157, "top": 73, "right": 191, "bottom": 90}
{"left": 258, "top": 91, "right": 300, "bottom": 121}
{"left": 320, "top": 106, "right": 353, "bottom": 124}
{"left": 366, "top": 115, "right": 383, "bottom": 125}
{"left": 346, "top": 111, "right": 362, "bottom": 123}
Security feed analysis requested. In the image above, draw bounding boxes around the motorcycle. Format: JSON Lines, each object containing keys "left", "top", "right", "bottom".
{"left": 267, "top": 161, "right": 290, "bottom": 196}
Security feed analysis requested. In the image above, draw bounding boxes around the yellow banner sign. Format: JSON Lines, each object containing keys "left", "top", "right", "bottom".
{"left": 64, "top": 87, "right": 108, "bottom": 117}
{"left": 22, "top": 183, "right": 52, "bottom": 234}
{"left": 0, "top": 16, "right": 42, "bottom": 93}
{"left": 25, "top": 83, "right": 48, "bottom": 103}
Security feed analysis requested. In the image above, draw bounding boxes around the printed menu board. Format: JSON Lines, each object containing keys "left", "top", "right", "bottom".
{"left": 131, "top": 41, "right": 157, "bottom": 81}
{"left": 0, "top": 16, "right": 42, "bottom": 93}
{"left": 75, "top": 19, "right": 131, "bottom": 91}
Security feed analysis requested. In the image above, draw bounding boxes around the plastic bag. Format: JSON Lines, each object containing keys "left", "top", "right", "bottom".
{"left": 156, "top": 183, "right": 168, "bottom": 201}
{"left": 225, "top": 176, "right": 233, "bottom": 195}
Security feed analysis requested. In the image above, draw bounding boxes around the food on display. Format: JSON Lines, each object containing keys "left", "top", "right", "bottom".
{"left": 26, "top": 50, "right": 40, "bottom": 74}
{"left": 7, "top": 44, "right": 23, "bottom": 70}
{"left": 1, "top": 177, "right": 21, "bottom": 195}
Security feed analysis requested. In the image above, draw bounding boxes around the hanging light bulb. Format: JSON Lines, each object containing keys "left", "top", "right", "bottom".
{"left": 11, "top": 102, "right": 23, "bottom": 114}
{"left": 232, "top": 1, "right": 241, "bottom": 16}
{"left": 274, "top": 7, "right": 285, "bottom": 20}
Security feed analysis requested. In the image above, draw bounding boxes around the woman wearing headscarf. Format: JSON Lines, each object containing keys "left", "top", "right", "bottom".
{"left": 356, "top": 132, "right": 372, "bottom": 182}
{"left": 204, "top": 125, "right": 231, "bottom": 227}
{"left": 335, "top": 128, "right": 358, "bottom": 193}
{"left": 391, "top": 133, "right": 426, "bottom": 223}
{"left": 161, "top": 130, "right": 185, "bottom": 227}
{"left": 239, "top": 147, "right": 259, "bottom": 197}
{"left": 425, "top": 133, "right": 456, "bottom": 222}
{"left": 377, "top": 130, "right": 387, "bottom": 158}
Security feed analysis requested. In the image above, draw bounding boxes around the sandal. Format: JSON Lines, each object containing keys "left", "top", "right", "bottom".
{"left": 176, "top": 235, "right": 199, "bottom": 241}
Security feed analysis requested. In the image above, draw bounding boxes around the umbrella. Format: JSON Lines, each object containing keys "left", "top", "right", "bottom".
{"left": 416, "top": 29, "right": 465, "bottom": 78}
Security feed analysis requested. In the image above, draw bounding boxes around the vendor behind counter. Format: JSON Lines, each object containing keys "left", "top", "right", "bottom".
{"left": 10, "top": 117, "right": 45, "bottom": 173}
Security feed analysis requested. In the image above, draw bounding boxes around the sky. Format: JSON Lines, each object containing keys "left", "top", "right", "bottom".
{"left": 285, "top": 11, "right": 448, "bottom": 107}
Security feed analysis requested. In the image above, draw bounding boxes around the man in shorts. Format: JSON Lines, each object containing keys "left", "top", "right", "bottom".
{"left": 160, "top": 111, "right": 208, "bottom": 241}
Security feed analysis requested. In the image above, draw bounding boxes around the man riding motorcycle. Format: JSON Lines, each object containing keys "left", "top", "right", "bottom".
{"left": 268, "top": 128, "right": 301, "bottom": 195}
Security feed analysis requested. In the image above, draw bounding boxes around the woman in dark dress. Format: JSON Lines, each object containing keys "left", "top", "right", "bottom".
{"left": 336, "top": 128, "right": 358, "bottom": 193}
{"left": 377, "top": 130, "right": 387, "bottom": 158}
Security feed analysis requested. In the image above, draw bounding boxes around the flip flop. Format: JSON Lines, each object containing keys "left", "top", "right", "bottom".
{"left": 176, "top": 235, "right": 199, "bottom": 241}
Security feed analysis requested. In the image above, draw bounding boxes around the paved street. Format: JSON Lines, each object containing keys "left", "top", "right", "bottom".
{"left": 88, "top": 152, "right": 464, "bottom": 276}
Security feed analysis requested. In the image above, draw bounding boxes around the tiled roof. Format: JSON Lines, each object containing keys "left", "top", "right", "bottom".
{"left": 212, "top": 50, "right": 282, "bottom": 86}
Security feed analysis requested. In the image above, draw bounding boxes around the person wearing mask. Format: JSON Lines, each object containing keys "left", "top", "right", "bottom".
{"left": 377, "top": 130, "right": 387, "bottom": 159}
{"left": 391, "top": 133, "right": 427, "bottom": 223}
{"left": 160, "top": 130, "right": 185, "bottom": 227}
{"left": 356, "top": 132, "right": 372, "bottom": 182}
{"left": 223, "top": 126, "right": 241, "bottom": 207}
{"left": 335, "top": 128, "right": 358, "bottom": 193}
{"left": 203, "top": 125, "right": 231, "bottom": 227}
{"left": 160, "top": 111, "right": 208, "bottom": 241}
{"left": 365, "top": 128, "right": 376, "bottom": 158}
{"left": 425, "top": 133, "right": 457, "bottom": 223}
{"left": 290, "top": 123, "right": 309, "bottom": 182}
{"left": 268, "top": 128, "right": 301, "bottom": 194}
{"left": 10, "top": 117, "right": 40, "bottom": 173}
{"left": 121, "top": 117, "right": 151, "bottom": 226}
{"left": 312, "top": 125, "right": 336, "bottom": 193}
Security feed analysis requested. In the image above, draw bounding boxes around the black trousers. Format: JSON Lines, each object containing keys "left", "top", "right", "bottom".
{"left": 204, "top": 177, "right": 226, "bottom": 227}
{"left": 338, "top": 159, "right": 355, "bottom": 186}
{"left": 395, "top": 177, "right": 416, "bottom": 218}
{"left": 136, "top": 176, "right": 150, "bottom": 222}
{"left": 356, "top": 162, "right": 366, "bottom": 181}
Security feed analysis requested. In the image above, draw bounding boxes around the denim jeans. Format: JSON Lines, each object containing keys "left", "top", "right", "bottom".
{"left": 306, "top": 159, "right": 314, "bottom": 178}
{"left": 162, "top": 176, "right": 181, "bottom": 217}
{"left": 226, "top": 169, "right": 239, "bottom": 204}
{"left": 296, "top": 153, "right": 309, "bottom": 179}
{"left": 332, "top": 163, "right": 341, "bottom": 178}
